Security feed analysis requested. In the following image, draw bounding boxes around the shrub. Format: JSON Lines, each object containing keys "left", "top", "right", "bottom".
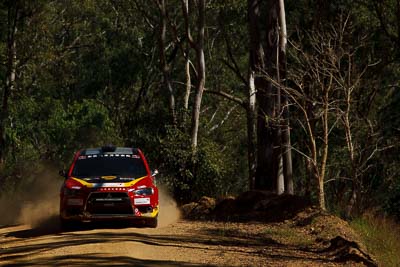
{"left": 159, "top": 127, "right": 229, "bottom": 203}
{"left": 384, "top": 179, "right": 400, "bottom": 221}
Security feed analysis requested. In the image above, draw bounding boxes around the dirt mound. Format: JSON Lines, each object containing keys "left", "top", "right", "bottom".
{"left": 292, "top": 207, "right": 378, "bottom": 266}
{"left": 181, "top": 191, "right": 310, "bottom": 222}
{"left": 180, "top": 192, "right": 378, "bottom": 266}
{"left": 321, "top": 236, "right": 377, "bottom": 267}
{"left": 294, "top": 208, "right": 362, "bottom": 241}
{"left": 181, "top": 196, "right": 216, "bottom": 220}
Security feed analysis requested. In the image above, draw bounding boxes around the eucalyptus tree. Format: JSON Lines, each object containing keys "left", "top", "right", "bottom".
{"left": 156, "top": 0, "right": 177, "bottom": 126}
{"left": 247, "top": 0, "right": 293, "bottom": 193}
{"left": 182, "top": 0, "right": 206, "bottom": 152}
{"left": 0, "top": 0, "right": 51, "bottom": 166}
{"left": 0, "top": 0, "right": 19, "bottom": 166}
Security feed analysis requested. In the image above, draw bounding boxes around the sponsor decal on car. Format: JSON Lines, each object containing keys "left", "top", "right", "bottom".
{"left": 134, "top": 197, "right": 151, "bottom": 205}
{"left": 60, "top": 147, "right": 159, "bottom": 227}
{"left": 71, "top": 176, "right": 147, "bottom": 188}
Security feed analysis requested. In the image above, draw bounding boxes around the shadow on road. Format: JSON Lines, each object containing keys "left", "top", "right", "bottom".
{"left": 4, "top": 254, "right": 211, "bottom": 267}
{"left": 5, "top": 217, "right": 156, "bottom": 239}
{"left": 1, "top": 221, "right": 336, "bottom": 266}
{"left": 4, "top": 216, "right": 62, "bottom": 238}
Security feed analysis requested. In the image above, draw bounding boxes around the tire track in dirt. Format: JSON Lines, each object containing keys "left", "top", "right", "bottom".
{"left": 0, "top": 219, "right": 366, "bottom": 267}
{"left": 0, "top": 174, "right": 369, "bottom": 266}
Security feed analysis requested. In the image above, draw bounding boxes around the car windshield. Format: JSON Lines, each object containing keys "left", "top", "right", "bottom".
{"left": 71, "top": 155, "right": 147, "bottom": 178}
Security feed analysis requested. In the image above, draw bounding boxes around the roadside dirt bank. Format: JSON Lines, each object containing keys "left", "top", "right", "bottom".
{"left": 0, "top": 189, "right": 377, "bottom": 266}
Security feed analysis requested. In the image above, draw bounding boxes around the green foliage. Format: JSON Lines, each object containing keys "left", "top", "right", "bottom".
{"left": 0, "top": 0, "right": 399, "bottom": 218}
{"left": 6, "top": 97, "right": 120, "bottom": 165}
{"left": 0, "top": 95, "right": 120, "bottom": 194}
{"left": 384, "top": 179, "right": 400, "bottom": 221}
{"left": 379, "top": 87, "right": 400, "bottom": 137}
{"left": 159, "top": 127, "right": 228, "bottom": 203}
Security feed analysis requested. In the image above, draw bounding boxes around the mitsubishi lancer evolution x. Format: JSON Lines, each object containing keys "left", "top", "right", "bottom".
{"left": 59, "top": 145, "right": 159, "bottom": 228}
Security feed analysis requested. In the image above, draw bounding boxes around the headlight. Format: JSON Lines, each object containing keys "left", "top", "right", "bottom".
{"left": 63, "top": 186, "right": 82, "bottom": 196}
{"left": 134, "top": 187, "right": 154, "bottom": 196}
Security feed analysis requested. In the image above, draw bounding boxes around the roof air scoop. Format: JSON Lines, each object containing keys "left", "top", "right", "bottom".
{"left": 101, "top": 144, "right": 116, "bottom": 152}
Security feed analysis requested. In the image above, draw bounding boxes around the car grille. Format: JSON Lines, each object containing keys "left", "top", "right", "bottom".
{"left": 85, "top": 192, "right": 133, "bottom": 215}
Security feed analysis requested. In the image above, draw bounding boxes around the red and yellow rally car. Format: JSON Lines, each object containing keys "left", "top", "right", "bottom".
{"left": 59, "top": 145, "right": 159, "bottom": 228}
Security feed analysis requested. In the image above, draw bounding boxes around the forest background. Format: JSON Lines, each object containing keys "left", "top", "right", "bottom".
{"left": 0, "top": 0, "right": 399, "bottom": 220}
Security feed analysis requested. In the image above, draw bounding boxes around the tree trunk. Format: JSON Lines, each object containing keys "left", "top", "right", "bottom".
{"left": 257, "top": 0, "right": 281, "bottom": 191}
{"left": 183, "top": 47, "right": 191, "bottom": 112}
{"left": 318, "top": 171, "right": 326, "bottom": 210}
{"left": 255, "top": 88, "right": 276, "bottom": 190}
{"left": 343, "top": 78, "right": 359, "bottom": 217}
{"left": 282, "top": 118, "right": 293, "bottom": 194}
{"left": 278, "top": 0, "right": 293, "bottom": 195}
{"left": 318, "top": 97, "right": 329, "bottom": 211}
{"left": 157, "top": 0, "right": 177, "bottom": 126}
{"left": 0, "top": 2, "right": 18, "bottom": 166}
{"left": 274, "top": 21, "right": 283, "bottom": 194}
{"left": 247, "top": 70, "right": 257, "bottom": 190}
{"left": 182, "top": 0, "right": 191, "bottom": 113}
{"left": 190, "top": 0, "right": 206, "bottom": 151}
{"left": 248, "top": 0, "right": 269, "bottom": 190}
{"left": 248, "top": 0, "right": 284, "bottom": 192}
{"left": 277, "top": 157, "right": 284, "bottom": 194}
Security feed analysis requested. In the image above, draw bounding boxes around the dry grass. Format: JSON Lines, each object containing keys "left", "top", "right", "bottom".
{"left": 350, "top": 213, "right": 400, "bottom": 267}
{"left": 264, "top": 225, "right": 313, "bottom": 247}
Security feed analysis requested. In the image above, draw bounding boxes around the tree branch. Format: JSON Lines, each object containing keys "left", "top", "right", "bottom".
{"left": 204, "top": 89, "right": 246, "bottom": 108}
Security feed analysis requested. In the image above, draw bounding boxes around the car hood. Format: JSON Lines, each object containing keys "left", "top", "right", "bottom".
{"left": 70, "top": 176, "right": 148, "bottom": 188}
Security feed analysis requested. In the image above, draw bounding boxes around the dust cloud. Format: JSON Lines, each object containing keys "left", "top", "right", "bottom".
{"left": 158, "top": 186, "right": 181, "bottom": 227}
{"left": 0, "top": 165, "right": 63, "bottom": 227}
{"left": 0, "top": 167, "right": 180, "bottom": 228}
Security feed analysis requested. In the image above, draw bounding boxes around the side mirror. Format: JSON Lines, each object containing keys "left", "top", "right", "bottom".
{"left": 151, "top": 169, "right": 158, "bottom": 185}
{"left": 151, "top": 169, "right": 159, "bottom": 177}
{"left": 59, "top": 169, "right": 67, "bottom": 179}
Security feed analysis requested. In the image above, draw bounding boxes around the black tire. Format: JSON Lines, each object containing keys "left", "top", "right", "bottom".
{"left": 146, "top": 216, "right": 158, "bottom": 228}
{"left": 60, "top": 217, "right": 78, "bottom": 231}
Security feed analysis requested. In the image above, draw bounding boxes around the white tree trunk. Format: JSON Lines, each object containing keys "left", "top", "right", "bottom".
{"left": 247, "top": 70, "right": 257, "bottom": 189}
{"left": 277, "top": 157, "right": 285, "bottom": 194}
{"left": 191, "top": 0, "right": 206, "bottom": 151}
{"left": 278, "top": 0, "right": 293, "bottom": 194}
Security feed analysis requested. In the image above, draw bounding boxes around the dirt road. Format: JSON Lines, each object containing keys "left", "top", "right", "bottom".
{"left": 1, "top": 217, "right": 368, "bottom": 267}
{"left": 0, "top": 176, "right": 370, "bottom": 266}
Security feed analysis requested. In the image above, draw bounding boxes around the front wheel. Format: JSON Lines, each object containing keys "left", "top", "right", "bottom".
{"left": 60, "top": 217, "right": 79, "bottom": 231}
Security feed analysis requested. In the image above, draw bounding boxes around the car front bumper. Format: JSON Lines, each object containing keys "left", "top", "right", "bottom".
{"left": 60, "top": 206, "right": 159, "bottom": 221}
